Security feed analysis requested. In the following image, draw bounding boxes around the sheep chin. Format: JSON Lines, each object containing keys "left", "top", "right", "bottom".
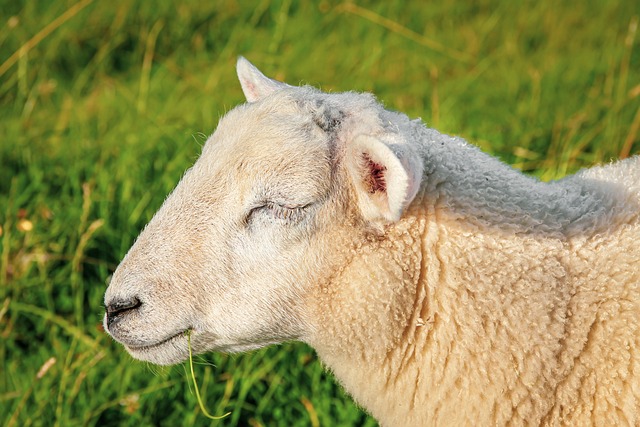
{"left": 124, "top": 331, "right": 191, "bottom": 365}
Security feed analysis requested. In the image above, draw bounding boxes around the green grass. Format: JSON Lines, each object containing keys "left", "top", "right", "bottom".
{"left": 1, "top": 0, "right": 638, "bottom": 425}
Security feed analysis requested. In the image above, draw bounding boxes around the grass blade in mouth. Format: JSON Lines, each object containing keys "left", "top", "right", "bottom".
{"left": 187, "top": 330, "right": 231, "bottom": 420}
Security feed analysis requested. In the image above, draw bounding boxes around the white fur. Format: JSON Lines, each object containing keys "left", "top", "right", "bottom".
{"left": 104, "top": 58, "right": 639, "bottom": 426}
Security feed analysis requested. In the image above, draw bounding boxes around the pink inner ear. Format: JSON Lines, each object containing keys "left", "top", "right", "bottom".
{"left": 363, "top": 153, "right": 387, "bottom": 194}
{"left": 242, "top": 80, "right": 258, "bottom": 100}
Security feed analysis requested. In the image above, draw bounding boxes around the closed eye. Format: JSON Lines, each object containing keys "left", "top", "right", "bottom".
{"left": 246, "top": 202, "right": 310, "bottom": 225}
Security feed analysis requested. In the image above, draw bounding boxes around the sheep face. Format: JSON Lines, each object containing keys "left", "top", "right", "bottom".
{"left": 103, "top": 58, "right": 423, "bottom": 365}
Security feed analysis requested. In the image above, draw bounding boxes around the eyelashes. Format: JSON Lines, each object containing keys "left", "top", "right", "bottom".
{"left": 266, "top": 203, "right": 307, "bottom": 221}
{"left": 246, "top": 202, "right": 309, "bottom": 225}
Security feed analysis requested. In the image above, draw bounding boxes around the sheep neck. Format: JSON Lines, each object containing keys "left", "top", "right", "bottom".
{"left": 307, "top": 125, "right": 639, "bottom": 426}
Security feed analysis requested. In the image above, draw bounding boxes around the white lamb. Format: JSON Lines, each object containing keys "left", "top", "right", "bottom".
{"left": 103, "top": 57, "right": 640, "bottom": 426}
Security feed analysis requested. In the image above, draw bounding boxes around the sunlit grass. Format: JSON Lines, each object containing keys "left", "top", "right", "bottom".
{"left": 1, "top": 0, "right": 638, "bottom": 425}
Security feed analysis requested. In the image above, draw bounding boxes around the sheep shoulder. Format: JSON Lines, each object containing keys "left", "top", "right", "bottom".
{"left": 309, "top": 134, "right": 640, "bottom": 425}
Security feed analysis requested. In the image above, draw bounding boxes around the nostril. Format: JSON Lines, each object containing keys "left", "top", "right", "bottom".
{"left": 105, "top": 297, "right": 142, "bottom": 327}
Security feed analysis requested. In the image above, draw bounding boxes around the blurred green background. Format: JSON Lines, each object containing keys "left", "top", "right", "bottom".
{"left": 1, "top": 0, "right": 638, "bottom": 426}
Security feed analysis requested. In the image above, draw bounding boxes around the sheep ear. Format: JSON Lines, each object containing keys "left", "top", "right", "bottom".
{"left": 347, "top": 135, "right": 423, "bottom": 223}
{"left": 236, "top": 57, "right": 290, "bottom": 103}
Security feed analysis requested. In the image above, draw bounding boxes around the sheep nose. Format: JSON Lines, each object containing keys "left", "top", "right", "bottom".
{"left": 105, "top": 297, "right": 141, "bottom": 329}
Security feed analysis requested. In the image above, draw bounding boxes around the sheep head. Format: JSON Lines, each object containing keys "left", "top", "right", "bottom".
{"left": 103, "top": 58, "right": 423, "bottom": 365}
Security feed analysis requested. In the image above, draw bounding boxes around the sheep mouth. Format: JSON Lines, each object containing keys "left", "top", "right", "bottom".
{"left": 125, "top": 329, "right": 190, "bottom": 353}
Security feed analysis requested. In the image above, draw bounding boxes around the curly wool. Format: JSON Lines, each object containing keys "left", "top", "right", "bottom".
{"left": 309, "top": 123, "right": 639, "bottom": 426}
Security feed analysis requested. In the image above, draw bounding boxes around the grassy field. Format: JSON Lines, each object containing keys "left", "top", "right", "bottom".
{"left": 1, "top": 0, "right": 638, "bottom": 425}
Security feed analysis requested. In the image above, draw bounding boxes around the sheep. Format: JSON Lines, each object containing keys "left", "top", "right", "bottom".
{"left": 103, "top": 57, "right": 640, "bottom": 426}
